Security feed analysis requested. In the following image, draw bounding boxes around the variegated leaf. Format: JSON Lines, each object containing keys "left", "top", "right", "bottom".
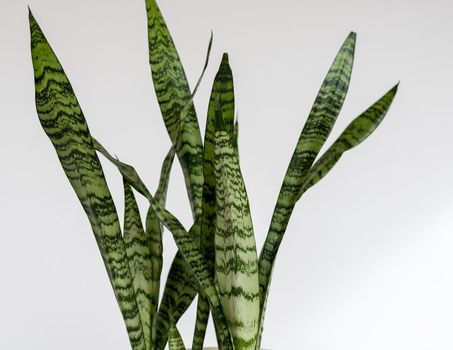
{"left": 151, "top": 35, "right": 214, "bottom": 350}
{"left": 123, "top": 180, "right": 153, "bottom": 350}
{"left": 192, "top": 53, "right": 236, "bottom": 350}
{"left": 153, "top": 226, "right": 199, "bottom": 350}
{"left": 29, "top": 11, "right": 146, "bottom": 350}
{"left": 214, "top": 108, "right": 259, "bottom": 349}
{"left": 146, "top": 0, "right": 204, "bottom": 217}
{"left": 93, "top": 140, "right": 234, "bottom": 350}
{"left": 169, "top": 324, "right": 186, "bottom": 350}
{"left": 142, "top": 144, "right": 176, "bottom": 348}
{"left": 302, "top": 83, "right": 399, "bottom": 192}
{"left": 257, "top": 33, "right": 356, "bottom": 340}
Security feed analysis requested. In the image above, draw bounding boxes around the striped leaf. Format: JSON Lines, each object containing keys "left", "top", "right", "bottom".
{"left": 169, "top": 324, "right": 186, "bottom": 350}
{"left": 93, "top": 140, "right": 234, "bottom": 350}
{"left": 151, "top": 35, "right": 214, "bottom": 350}
{"left": 146, "top": 0, "right": 204, "bottom": 217}
{"left": 192, "top": 53, "right": 237, "bottom": 350}
{"left": 214, "top": 104, "right": 260, "bottom": 349}
{"left": 192, "top": 295, "right": 210, "bottom": 350}
{"left": 257, "top": 32, "right": 356, "bottom": 333}
{"left": 123, "top": 180, "right": 153, "bottom": 350}
{"left": 302, "top": 83, "right": 399, "bottom": 192}
{"left": 256, "top": 84, "right": 398, "bottom": 350}
{"left": 29, "top": 11, "right": 146, "bottom": 350}
{"left": 153, "top": 226, "right": 199, "bottom": 350}
{"left": 144, "top": 144, "right": 176, "bottom": 348}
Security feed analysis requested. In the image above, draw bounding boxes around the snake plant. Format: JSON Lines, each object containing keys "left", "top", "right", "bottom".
{"left": 29, "top": 0, "right": 398, "bottom": 349}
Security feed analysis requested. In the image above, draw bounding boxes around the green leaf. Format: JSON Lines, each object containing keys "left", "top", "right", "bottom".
{"left": 233, "top": 118, "right": 239, "bottom": 159}
{"left": 192, "top": 295, "right": 210, "bottom": 350}
{"left": 255, "top": 84, "right": 398, "bottom": 350}
{"left": 257, "top": 32, "right": 356, "bottom": 348}
{"left": 302, "top": 83, "right": 399, "bottom": 192}
{"left": 214, "top": 99, "right": 260, "bottom": 349}
{"left": 142, "top": 144, "right": 176, "bottom": 348}
{"left": 153, "top": 226, "right": 199, "bottom": 350}
{"left": 146, "top": 0, "right": 204, "bottom": 218}
{"left": 93, "top": 140, "right": 234, "bottom": 350}
{"left": 168, "top": 324, "right": 186, "bottom": 350}
{"left": 123, "top": 180, "right": 153, "bottom": 350}
{"left": 29, "top": 11, "right": 146, "bottom": 350}
{"left": 151, "top": 35, "right": 214, "bottom": 350}
{"left": 192, "top": 53, "right": 237, "bottom": 349}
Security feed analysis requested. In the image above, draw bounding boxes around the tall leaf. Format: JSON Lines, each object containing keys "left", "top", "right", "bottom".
{"left": 258, "top": 32, "right": 356, "bottom": 327}
{"left": 29, "top": 11, "right": 146, "bottom": 350}
{"left": 142, "top": 144, "right": 176, "bottom": 348}
{"left": 146, "top": 0, "right": 204, "bottom": 217}
{"left": 214, "top": 103, "right": 259, "bottom": 349}
{"left": 255, "top": 82, "right": 398, "bottom": 349}
{"left": 168, "top": 324, "right": 186, "bottom": 350}
{"left": 93, "top": 140, "right": 234, "bottom": 350}
{"left": 123, "top": 180, "right": 153, "bottom": 350}
{"left": 192, "top": 53, "right": 236, "bottom": 350}
{"left": 151, "top": 35, "right": 214, "bottom": 350}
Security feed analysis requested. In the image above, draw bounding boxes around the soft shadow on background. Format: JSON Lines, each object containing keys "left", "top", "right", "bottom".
{"left": 1, "top": 0, "right": 453, "bottom": 349}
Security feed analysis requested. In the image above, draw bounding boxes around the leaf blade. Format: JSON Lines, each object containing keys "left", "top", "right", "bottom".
{"left": 257, "top": 32, "right": 356, "bottom": 348}
{"left": 29, "top": 11, "right": 146, "bottom": 350}
{"left": 93, "top": 140, "right": 234, "bottom": 350}
{"left": 123, "top": 180, "right": 153, "bottom": 350}
{"left": 192, "top": 53, "right": 237, "bottom": 349}
{"left": 214, "top": 101, "right": 260, "bottom": 349}
{"left": 303, "top": 84, "right": 399, "bottom": 192}
{"left": 146, "top": 0, "right": 204, "bottom": 217}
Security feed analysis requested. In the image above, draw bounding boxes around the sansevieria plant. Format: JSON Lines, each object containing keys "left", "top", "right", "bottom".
{"left": 29, "top": 0, "right": 398, "bottom": 349}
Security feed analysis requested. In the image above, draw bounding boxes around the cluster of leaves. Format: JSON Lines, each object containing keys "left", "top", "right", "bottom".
{"left": 30, "top": 0, "right": 398, "bottom": 349}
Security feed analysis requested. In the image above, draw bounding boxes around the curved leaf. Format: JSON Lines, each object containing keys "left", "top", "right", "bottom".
{"left": 93, "top": 140, "right": 234, "bottom": 350}
{"left": 169, "top": 324, "right": 186, "bottom": 350}
{"left": 302, "top": 83, "right": 399, "bottom": 192}
{"left": 192, "top": 53, "right": 236, "bottom": 350}
{"left": 258, "top": 32, "right": 356, "bottom": 331}
{"left": 153, "top": 226, "right": 199, "bottom": 350}
{"left": 29, "top": 11, "right": 146, "bottom": 350}
{"left": 151, "top": 35, "right": 214, "bottom": 350}
{"left": 123, "top": 180, "right": 153, "bottom": 350}
{"left": 146, "top": 0, "right": 204, "bottom": 217}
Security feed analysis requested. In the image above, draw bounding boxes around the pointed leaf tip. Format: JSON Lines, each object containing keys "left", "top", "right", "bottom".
{"left": 222, "top": 52, "right": 229, "bottom": 63}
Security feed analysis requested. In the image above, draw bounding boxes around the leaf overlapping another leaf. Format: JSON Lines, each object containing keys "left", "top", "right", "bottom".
{"left": 257, "top": 32, "right": 356, "bottom": 348}
{"left": 93, "top": 140, "right": 235, "bottom": 350}
{"left": 146, "top": 0, "right": 204, "bottom": 218}
{"left": 29, "top": 11, "right": 146, "bottom": 350}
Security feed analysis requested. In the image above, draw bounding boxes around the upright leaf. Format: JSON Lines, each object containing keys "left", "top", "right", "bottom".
{"left": 153, "top": 227, "right": 199, "bottom": 350}
{"left": 146, "top": 0, "right": 204, "bottom": 217}
{"left": 123, "top": 180, "right": 153, "bottom": 350}
{"left": 192, "top": 53, "right": 236, "bottom": 350}
{"left": 93, "top": 140, "right": 234, "bottom": 350}
{"left": 256, "top": 84, "right": 398, "bottom": 350}
{"left": 258, "top": 32, "right": 356, "bottom": 325}
{"left": 143, "top": 143, "right": 177, "bottom": 343}
{"left": 214, "top": 104, "right": 259, "bottom": 349}
{"left": 151, "top": 36, "right": 214, "bottom": 350}
{"left": 29, "top": 11, "right": 146, "bottom": 350}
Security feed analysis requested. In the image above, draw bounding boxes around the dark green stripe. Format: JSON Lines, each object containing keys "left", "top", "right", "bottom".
{"left": 29, "top": 11, "right": 145, "bottom": 350}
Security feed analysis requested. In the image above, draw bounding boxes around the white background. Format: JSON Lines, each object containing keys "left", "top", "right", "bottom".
{"left": 1, "top": 0, "right": 453, "bottom": 349}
